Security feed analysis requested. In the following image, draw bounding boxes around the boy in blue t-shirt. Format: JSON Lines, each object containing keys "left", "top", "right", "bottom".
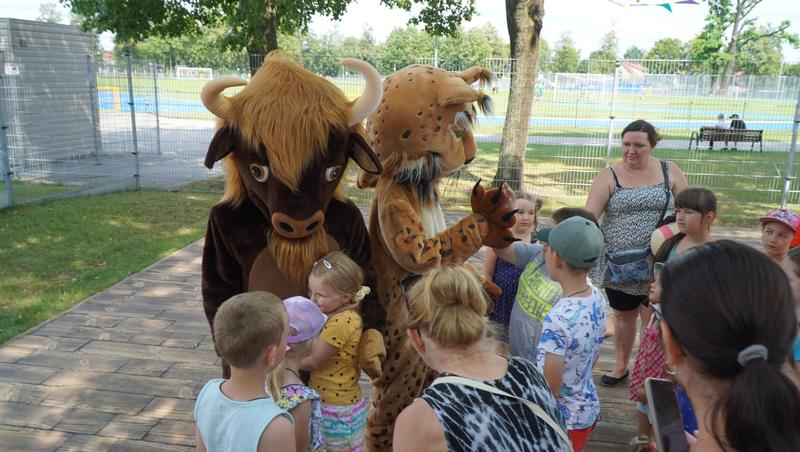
{"left": 194, "top": 291, "right": 295, "bottom": 452}
{"left": 534, "top": 216, "right": 606, "bottom": 452}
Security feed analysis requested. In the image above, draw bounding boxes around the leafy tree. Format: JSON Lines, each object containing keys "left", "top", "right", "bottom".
{"left": 37, "top": 2, "right": 64, "bottom": 23}
{"left": 339, "top": 28, "right": 379, "bottom": 68}
{"left": 550, "top": 33, "right": 580, "bottom": 73}
{"left": 624, "top": 46, "right": 645, "bottom": 60}
{"left": 691, "top": 0, "right": 798, "bottom": 91}
{"left": 736, "top": 26, "right": 784, "bottom": 75}
{"left": 382, "top": 0, "right": 477, "bottom": 36}
{"left": 784, "top": 62, "right": 800, "bottom": 77}
{"left": 588, "top": 30, "right": 618, "bottom": 73}
{"left": 538, "top": 38, "right": 551, "bottom": 72}
{"left": 645, "top": 38, "right": 685, "bottom": 60}
{"left": 439, "top": 24, "right": 508, "bottom": 71}
{"left": 377, "top": 26, "right": 433, "bottom": 74}
{"left": 492, "top": 0, "right": 544, "bottom": 189}
{"left": 63, "top": 0, "right": 476, "bottom": 73}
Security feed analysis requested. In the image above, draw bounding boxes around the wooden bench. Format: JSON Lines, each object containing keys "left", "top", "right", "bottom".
{"left": 689, "top": 127, "right": 763, "bottom": 152}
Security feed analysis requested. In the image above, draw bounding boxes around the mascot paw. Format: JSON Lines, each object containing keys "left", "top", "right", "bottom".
{"left": 470, "top": 180, "right": 518, "bottom": 248}
{"left": 357, "top": 328, "right": 386, "bottom": 380}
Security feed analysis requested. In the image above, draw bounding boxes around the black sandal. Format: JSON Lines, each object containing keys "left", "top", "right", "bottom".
{"left": 600, "top": 370, "right": 629, "bottom": 387}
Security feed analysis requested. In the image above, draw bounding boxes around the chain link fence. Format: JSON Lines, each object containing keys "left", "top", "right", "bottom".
{"left": 1, "top": 53, "right": 799, "bottom": 224}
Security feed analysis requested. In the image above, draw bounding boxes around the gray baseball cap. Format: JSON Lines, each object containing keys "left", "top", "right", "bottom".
{"left": 537, "top": 216, "right": 604, "bottom": 268}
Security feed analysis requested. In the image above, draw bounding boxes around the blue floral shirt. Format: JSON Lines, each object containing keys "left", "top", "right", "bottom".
{"left": 536, "top": 286, "right": 606, "bottom": 429}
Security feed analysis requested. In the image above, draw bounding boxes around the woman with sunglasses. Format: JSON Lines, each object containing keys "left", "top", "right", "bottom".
{"left": 393, "top": 266, "right": 571, "bottom": 452}
{"left": 658, "top": 240, "right": 800, "bottom": 451}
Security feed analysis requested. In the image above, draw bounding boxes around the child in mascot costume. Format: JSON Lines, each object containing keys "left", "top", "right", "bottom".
{"left": 358, "top": 64, "right": 517, "bottom": 450}
{"left": 199, "top": 53, "right": 387, "bottom": 379}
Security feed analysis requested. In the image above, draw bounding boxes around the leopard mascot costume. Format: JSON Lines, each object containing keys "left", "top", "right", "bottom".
{"left": 358, "top": 64, "right": 517, "bottom": 450}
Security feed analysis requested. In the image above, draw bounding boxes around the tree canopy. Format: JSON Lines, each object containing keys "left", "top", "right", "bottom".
{"left": 63, "top": 0, "right": 477, "bottom": 61}
{"left": 37, "top": 2, "right": 64, "bottom": 24}
{"left": 645, "top": 38, "right": 685, "bottom": 60}
{"left": 550, "top": 33, "right": 580, "bottom": 73}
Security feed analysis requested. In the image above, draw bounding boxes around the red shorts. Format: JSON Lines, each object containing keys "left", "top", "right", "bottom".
{"left": 568, "top": 422, "right": 597, "bottom": 452}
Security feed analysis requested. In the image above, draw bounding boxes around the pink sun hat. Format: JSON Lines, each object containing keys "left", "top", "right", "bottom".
{"left": 283, "top": 296, "right": 327, "bottom": 343}
{"left": 759, "top": 208, "right": 800, "bottom": 232}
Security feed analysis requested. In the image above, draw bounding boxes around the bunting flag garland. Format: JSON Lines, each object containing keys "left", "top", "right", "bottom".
{"left": 626, "top": 0, "right": 700, "bottom": 12}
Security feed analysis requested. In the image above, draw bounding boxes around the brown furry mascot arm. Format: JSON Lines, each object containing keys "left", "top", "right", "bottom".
{"left": 201, "top": 209, "right": 244, "bottom": 334}
{"left": 377, "top": 185, "right": 489, "bottom": 271}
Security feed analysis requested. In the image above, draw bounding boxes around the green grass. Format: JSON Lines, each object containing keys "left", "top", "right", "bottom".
{"left": 339, "top": 142, "right": 800, "bottom": 227}
{"left": 0, "top": 190, "right": 217, "bottom": 343}
{"left": 0, "top": 181, "right": 74, "bottom": 203}
{"left": 178, "top": 141, "right": 799, "bottom": 227}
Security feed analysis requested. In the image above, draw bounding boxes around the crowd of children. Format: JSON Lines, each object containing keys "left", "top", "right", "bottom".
{"left": 194, "top": 182, "right": 800, "bottom": 452}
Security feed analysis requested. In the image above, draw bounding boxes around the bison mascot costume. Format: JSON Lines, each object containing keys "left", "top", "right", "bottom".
{"left": 200, "top": 53, "right": 386, "bottom": 378}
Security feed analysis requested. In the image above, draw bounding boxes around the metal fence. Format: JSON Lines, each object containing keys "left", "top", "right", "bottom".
{"left": 1, "top": 54, "right": 799, "bottom": 225}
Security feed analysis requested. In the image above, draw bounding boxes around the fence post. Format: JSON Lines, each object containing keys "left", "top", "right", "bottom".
{"left": 780, "top": 87, "right": 800, "bottom": 209}
{"left": 604, "top": 60, "right": 621, "bottom": 168}
{"left": 0, "top": 51, "right": 12, "bottom": 207}
{"left": 86, "top": 54, "right": 101, "bottom": 165}
{"left": 125, "top": 51, "right": 141, "bottom": 190}
{"left": 150, "top": 61, "right": 162, "bottom": 156}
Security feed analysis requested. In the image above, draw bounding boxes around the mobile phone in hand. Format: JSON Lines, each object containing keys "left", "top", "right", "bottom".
{"left": 645, "top": 378, "right": 689, "bottom": 452}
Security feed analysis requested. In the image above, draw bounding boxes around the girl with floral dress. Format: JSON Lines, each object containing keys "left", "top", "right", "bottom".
{"left": 268, "top": 296, "right": 328, "bottom": 452}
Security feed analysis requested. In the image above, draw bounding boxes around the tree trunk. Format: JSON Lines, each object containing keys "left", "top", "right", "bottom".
{"left": 493, "top": 0, "right": 544, "bottom": 190}
{"left": 248, "top": 0, "right": 279, "bottom": 75}
{"left": 719, "top": 0, "right": 745, "bottom": 94}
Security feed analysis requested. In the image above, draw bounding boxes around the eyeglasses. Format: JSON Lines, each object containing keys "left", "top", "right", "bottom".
{"left": 308, "top": 289, "right": 345, "bottom": 304}
{"left": 400, "top": 273, "right": 422, "bottom": 313}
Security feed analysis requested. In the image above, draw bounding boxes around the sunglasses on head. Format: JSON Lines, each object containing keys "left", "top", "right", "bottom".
{"left": 400, "top": 273, "right": 423, "bottom": 313}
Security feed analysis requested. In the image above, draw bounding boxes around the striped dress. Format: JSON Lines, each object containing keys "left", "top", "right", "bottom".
{"left": 420, "top": 357, "right": 571, "bottom": 452}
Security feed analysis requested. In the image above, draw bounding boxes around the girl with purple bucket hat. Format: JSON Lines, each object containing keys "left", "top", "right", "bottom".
{"left": 268, "top": 296, "right": 327, "bottom": 452}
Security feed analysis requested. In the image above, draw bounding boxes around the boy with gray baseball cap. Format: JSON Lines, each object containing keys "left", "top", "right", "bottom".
{"left": 535, "top": 216, "right": 606, "bottom": 451}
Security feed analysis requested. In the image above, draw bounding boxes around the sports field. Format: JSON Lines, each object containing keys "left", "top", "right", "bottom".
{"left": 96, "top": 75, "right": 798, "bottom": 143}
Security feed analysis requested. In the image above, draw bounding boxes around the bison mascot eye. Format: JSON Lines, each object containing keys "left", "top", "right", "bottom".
{"left": 325, "top": 165, "right": 342, "bottom": 182}
{"left": 249, "top": 163, "right": 269, "bottom": 182}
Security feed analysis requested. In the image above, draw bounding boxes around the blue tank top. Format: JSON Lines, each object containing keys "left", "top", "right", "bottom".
{"left": 194, "top": 379, "right": 292, "bottom": 452}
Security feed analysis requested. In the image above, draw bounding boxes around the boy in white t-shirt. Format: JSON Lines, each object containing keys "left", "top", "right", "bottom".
{"left": 534, "top": 216, "right": 606, "bottom": 452}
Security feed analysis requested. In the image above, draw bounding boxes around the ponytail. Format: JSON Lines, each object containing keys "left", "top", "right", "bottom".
{"left": 660, "top": 240, "right": 800, "bottom": 451}
{"left": 715, "top": 360, "right": 800, "bottom": 451}
{"left": 267, "top": 363, "right": 285, "bottom": 404}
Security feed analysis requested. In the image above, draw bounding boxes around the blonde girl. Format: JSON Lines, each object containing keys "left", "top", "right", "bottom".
{"left": 482, "top": 190, "right": 543, "bottom": 339}
{"left": 268, "top": 296, "right": 328, "bottom": 452}
{"left": 300, "top": 251, "right": 370, "bottom": 452}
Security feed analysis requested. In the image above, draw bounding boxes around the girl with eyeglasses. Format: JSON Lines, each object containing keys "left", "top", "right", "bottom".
{"left": 299, "top": 252, "right": 371, "bottom": 451}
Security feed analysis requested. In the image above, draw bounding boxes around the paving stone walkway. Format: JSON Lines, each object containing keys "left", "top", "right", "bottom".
{"left": 0, "top": 216, "right": 762, "bottom": 451}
